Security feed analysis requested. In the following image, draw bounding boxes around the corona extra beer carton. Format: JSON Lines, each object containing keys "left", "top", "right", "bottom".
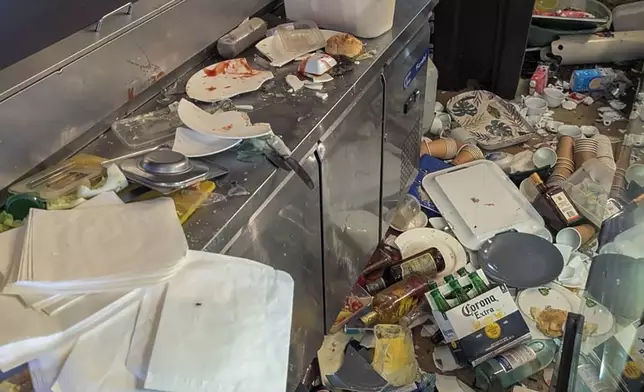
{"left": 426, "top": 271, "right": 530, "bottom": 367}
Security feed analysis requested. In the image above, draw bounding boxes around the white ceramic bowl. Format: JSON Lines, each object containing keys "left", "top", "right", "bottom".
{"left": 626, "top": 163, "right": 644, "bottom": 187}
{"left": 558, "top": 125, "right": 582, "bottom": 140}
{"left": 532, "top": 147, "right": 557, "bottom": 168}
{"left": 556, "top": 227, "right": 582, "bottom": 252}
{"left": 543, "top": 87, "right": 565, "bottom": 108}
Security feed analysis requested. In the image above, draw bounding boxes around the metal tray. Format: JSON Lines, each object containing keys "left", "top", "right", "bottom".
{"left": 421, "top": 160, "right": 544, "bottom": 250}
{"left": 119, "top": 157, "right": 209, "bottom": 194}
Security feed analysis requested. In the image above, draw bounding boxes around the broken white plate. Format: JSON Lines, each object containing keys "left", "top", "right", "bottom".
{"left": 178, "top": 99, "right": 272, "bottom": 139}
{"left": 186, "top": 58, "right": 273, "bottom": 103}
{"left": 255, "top": 30, "right": 340, "bottom": 67}
{"left": 172, "top": 127, "right": 241, "bottom": 158}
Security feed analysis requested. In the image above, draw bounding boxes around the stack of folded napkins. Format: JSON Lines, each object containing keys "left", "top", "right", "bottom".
{"left": 2, "top": 197, "right": 188, "bottom": 296}
{"left": 0, "top": 192, "right": 188, "bottom": 371}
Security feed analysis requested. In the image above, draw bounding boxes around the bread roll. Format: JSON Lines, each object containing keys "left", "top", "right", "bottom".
{"left": 325, "top": 33, "right": 363, "bottom": 58}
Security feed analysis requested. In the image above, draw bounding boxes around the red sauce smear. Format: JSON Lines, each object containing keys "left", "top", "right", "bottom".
{"left": 206, "top": 87, "right": 217, "bottom": 91}
{"left": 203, "top": 59, "right": 260, "bottom": 78}
{"left": 222, "top": 124, "right": 233, "bottom": 131}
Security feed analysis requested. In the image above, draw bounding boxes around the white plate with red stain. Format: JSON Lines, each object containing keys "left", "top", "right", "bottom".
{"left": 186, "top": 58, "right": 273, "bottom": 102}
{"left": 177, "top": 99, "right": 272, "bottom": 139}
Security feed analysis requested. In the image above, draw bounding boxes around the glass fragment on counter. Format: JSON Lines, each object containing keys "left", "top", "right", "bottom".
{"left": 111, "top": 100, "right": 235, "bottom": 149}
{"left": 227, "top": 181, "right": 251, "bottom": 198}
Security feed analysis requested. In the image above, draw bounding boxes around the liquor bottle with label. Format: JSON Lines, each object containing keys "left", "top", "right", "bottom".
{"left": 364, "top": 247, "right": 446, "bottom": 294}
{"left": 474, "top": 339, "right": 558, "bottom": 392}
{"left": 360, "top": 274, "right": 431, "bottom": 326}
{"left": 598, "top": 193, "right": 644, "bottom": 248}
{"left": 530, "top": 173, "right": 584, "bottom": 232}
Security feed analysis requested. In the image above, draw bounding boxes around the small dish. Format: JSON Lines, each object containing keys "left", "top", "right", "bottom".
{"left": 532, "top": 147, "right": 557, "bottom": 168}
{"left": 580, "top": 125, "right": 599, "bottom": 137}
{"left": 558, "top": 125, "right": 582, "bottom": 140}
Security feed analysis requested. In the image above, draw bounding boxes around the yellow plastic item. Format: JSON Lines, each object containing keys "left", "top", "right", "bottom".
{"left": 534, "top": 0, "right": 558, "bottom": 11}
{"left": 136, "top": 181, "right": 216, "bottom": 224}
{"left": 372, "top": 324, "right": 419, "bottom": 387}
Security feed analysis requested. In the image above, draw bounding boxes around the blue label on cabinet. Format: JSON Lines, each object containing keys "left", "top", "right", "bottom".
{"left": 403, "top": 48, "right": 430, "bottom": 90}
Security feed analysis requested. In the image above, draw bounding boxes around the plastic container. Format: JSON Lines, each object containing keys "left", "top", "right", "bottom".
{"left": 560, "top": 158, "right": 615, "bottom": 227}
{"left": 285, "top": 0, "right": 396, "bottom": 38}
{"left": 274, "top": 21, "right": 324, "bottom": 53}
{"left": 613, "top": 1, "right": 644, "bottom": 32}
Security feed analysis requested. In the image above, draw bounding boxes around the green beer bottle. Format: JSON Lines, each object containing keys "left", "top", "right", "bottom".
{"left": 456, "top": 267, "right": 469, "bottom": 277}
{"left": 446, "top": 275, "right": 470, "bottom": 305}
{"left": 430, "top": 288, "right": 451, "bottom": 312}
{"left": 468, "top": 271, "right": 490, "bottom": 296}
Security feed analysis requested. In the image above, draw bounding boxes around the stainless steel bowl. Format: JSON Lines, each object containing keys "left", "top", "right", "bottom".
{"left": 139, "top": 150, "right": 192, "bottom": 175}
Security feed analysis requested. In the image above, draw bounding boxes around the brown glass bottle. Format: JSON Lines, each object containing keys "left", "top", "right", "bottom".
{"left": 364, "top": 247, "right": 446, "bottom": 294}
{"left": 530, "top": 173, "right": 583, "bottom": 232}
{"left": 360, "top": 274, "right": 432, "bottom": 326}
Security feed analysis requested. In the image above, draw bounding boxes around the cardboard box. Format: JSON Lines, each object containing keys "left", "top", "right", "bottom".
{"left": 427, "top": 281, "right": 531, "bottom": 367}
{"left": 570, "top": 68, "right": 616, "bottom": 93}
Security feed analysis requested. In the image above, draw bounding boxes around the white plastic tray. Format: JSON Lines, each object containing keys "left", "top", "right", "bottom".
{"left": 421, "top": 160, "right": 545, "bottom": 250}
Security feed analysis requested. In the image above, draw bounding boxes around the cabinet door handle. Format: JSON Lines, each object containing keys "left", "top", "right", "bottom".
{"left": 94, "top": 2, "right": 134, "bottom": 32}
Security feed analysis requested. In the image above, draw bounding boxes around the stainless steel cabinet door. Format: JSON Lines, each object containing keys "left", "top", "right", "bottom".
{"left": 223, "top": 155, "right": 323, "bottom": 391}
{"left": 319, "top": 75, "right": 384, "bottom": 327}
{"left": 382, "top": 24, "right": 432, "bottom": 226}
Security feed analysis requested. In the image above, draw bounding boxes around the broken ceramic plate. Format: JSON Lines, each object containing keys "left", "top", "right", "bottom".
{"left": 185, "top": 58, "right": 273, "bottom": 102}
{"left": 177, "top": 99, "right": 272, "bottom": 139}
{"left": 298, "top": 53, "right": 337, "bottom": 76}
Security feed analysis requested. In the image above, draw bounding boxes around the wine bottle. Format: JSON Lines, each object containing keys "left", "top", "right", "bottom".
{"left": 474, "top": 339, "right": 558, "bottom": 392}
{"left": 364, "top": 247, "right": 446, "bottom": 294}
{"left": 359, "top": 274, "right": 431, "bottom": 326}
{"left": 530, "top": 173, "right": 584, "bottom": 231}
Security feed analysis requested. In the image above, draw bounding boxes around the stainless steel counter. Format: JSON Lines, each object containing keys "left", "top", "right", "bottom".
{"left": 68, "top": 0, "right": 436, "bottom": 388}
{"left": 82, "top": 0, "right": 435, "bottom": 251}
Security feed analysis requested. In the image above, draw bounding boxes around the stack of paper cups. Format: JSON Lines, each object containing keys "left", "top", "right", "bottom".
{"left": 452, "top": 144, "right": 484, "bottom": 165}
{"left": 421, "top": 138, "right": 459, "bottom": 160}
{"left": 548, "top": 136, "right": 575, "bottom": 187}
{"left": 610, "top": 145, "right": 632, "bottom": 200}
{"left": 573, "top": 138, "right": 598, "bottom": 168}
{"left": 593, "top": 134, "right": 616, "bottom": 170}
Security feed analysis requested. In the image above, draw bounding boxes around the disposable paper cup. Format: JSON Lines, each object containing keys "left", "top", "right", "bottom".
{"left": 453, "top": 147, "right": 482, "bottom": 165}
{"left": 574, "top": 224, "right": 597, "bottom": 245}
{"left": 556, "top": 136, "right": 574, "bottom": 160}
{"left": 424, "top": 138, "right": 458, "bottom": 159}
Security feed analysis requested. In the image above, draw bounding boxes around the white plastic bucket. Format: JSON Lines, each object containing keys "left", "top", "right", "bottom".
{"left": 285, "top": 0, "right": 396, "bottom": 38}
